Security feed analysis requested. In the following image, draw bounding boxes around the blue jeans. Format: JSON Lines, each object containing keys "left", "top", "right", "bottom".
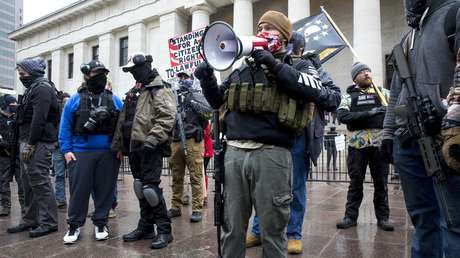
{"left": 252, "top": 134, "right": 309, "bottom": 240}
{"left": 394, "top": 138, "right": 460, "bottom": 258}
{"left": 52, "top": 150, "right": 66, "bottom": 203}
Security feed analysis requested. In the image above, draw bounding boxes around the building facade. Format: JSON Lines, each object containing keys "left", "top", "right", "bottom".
{"left": 1, "top": 0, "right": 23, "bottom": 92}
{"left": 8, "top": 0, "right": 408, "bottom": 96}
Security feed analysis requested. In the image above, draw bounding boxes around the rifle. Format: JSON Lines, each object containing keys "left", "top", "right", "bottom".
{"left": 212, "top": 110, "right": 225, "bottom": 257}
{"left": 9, "top": 116, "right": 18, "bottom": 178}
{"left": 392, "top": 44, "right": 454, "bottom": 228}
{"left": 173, "top": 89, "right": 188, "bottom": 156}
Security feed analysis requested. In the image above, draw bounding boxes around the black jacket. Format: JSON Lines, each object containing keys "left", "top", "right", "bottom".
{"left": 201, "top": 54, "right": 323, "bottom": 148}
{"left": 17, "top": 77, "right": 59, "bottom": 144}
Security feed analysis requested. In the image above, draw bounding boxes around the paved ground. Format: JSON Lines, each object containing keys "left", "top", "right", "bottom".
{"left": 0, "top": 174, "right": 411, "bottom": 258}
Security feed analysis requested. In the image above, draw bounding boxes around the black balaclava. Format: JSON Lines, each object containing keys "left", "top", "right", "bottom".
{"left": 130, "top": 62, "right": 158, "bottom": 85}
{"left": 405, "top": 0, "right": 447, "bottom": 28}
{"left": 86, "top": 73, "right": 107, "bottom": 94}
{"left": 20, "top": 75, "right": 39, "bottom": 88}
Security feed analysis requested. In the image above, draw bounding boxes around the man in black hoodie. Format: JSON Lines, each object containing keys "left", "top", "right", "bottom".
{"left": 7, "top": 57, "right": 59, "bottom": 238}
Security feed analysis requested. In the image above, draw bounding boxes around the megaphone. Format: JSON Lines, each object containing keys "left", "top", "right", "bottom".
{"left": 200, "top": 21, "right": 268, "bottom": 71}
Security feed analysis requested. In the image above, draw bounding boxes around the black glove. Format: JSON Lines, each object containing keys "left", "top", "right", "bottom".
{"left": 251, "top": 50, "right": 279, "bottom": 71}
{"left": 368, "top": 106, "right": 387, "bottom": 116}
{"left": 194, "top": 62, "right": 214, "bottom": 81}
{"left": 380, "top": 139, "right": 393, "bottom": 164}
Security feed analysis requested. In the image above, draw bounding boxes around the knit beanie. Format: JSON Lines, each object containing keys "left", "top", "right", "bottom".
{"left": 17, "top": 57, "right": 46, "bottom": 77}
{"left": 351, "top": 62, "right": 371, "bottom": 80}
{"left": 1, "top": 95, "right": 17, "bottom": 109}
{"left": 258, "top": 10, "right": 292, "bottom": 41}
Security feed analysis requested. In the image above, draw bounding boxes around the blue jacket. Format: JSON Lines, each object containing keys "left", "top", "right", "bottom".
{"left": 59, "top": 91, "right": 123, "bottom": 153}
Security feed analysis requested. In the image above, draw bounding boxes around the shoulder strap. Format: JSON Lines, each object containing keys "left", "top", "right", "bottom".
{"left": 445, "top": 1, "right": 460, "bottom": 52}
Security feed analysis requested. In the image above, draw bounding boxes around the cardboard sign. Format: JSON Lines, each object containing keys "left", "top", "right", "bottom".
{"left": 335, "top": 134, "right": 345, "bottom": 151}
{"left": 166, "top": 28, "right": 206, "bottom": 79}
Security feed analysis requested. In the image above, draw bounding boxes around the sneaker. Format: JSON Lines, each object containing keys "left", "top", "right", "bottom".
{"left": 245, "top": 233, "right": 261, "bottom": 248}
{"left": 287, "top": 239, "right": 303, "bottom": 254}
{"left": 108, "top": 209, "right": 117, "bottom": 218}
{"left": 336, "top": 217, "right": 357, "bottom": 229}
{"left": 377, "top": 219, "right": 395, "bottom": 231}
{"left": 63, "top": 227, "right": 80, "bottom": 244}
{"left": 95, "top": 226, "right": 109, "bottom": 241}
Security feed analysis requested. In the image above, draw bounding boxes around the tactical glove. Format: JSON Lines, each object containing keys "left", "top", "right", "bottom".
{"left": 251, "top": 50, "right": 281, "bottom": 72}
{"left": 194, "top": 62, "right": 214, "bottom": 81}
{"left": 21, "top": 144, "right": 36, "bottom": 161}
{"left": 380, "top": 139, "right": 393, "bottom": 164}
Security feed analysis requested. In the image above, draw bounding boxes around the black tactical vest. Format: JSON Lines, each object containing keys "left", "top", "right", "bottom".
{"left": 347, "top": 88, "right": 384, "bottom": 131}
{"left": 121, "top": 87, "right": 142, "bottom": 150}
{"left": 73, "top": 88, "right": 119, "bottom": 136}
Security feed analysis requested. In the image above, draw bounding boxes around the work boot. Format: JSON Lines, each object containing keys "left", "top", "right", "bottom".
{"left": 29, "top": 225, "right": 58, "bottom": 238}
{"left": 7, "top": 223, "right": 37, "bottom": 233}
{"left": 151, "top": 233, "right": 173, "bottom": 249}
{"left": 377, "top": 219, "right": 394, "bottom": 231}
{"left": 0, "top": 207, "right": 10, "bottom": 216}
{"left": 245, "top": 233, "right": 261, "bottom": 248}
{"left": 287, "top": 239, "right": 303, "bottom": 254}
{"left": 336, "top": 217, "right": 357, "bottom": 229}
{"left": 123, "top": 228, "right": 156, "bottom": 242}
{"left": 167, "top": 208, "right": 181, "bottom": 218}
{"left": 190, "top": 211, "right": 202, "bottom": 223}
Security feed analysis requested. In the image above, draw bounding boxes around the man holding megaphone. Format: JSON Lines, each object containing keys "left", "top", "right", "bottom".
{"left": 195, "top": 10, "right": 325, "bottom": 258}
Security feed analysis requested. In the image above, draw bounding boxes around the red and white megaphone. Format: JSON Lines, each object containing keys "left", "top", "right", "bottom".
{"left": 200, "top": 21, "right": 268, "bottom": 71}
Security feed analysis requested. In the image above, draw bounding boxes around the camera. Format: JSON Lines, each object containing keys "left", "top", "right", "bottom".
{"left": 83, "top": 106, "right": 110, "bottom": 132}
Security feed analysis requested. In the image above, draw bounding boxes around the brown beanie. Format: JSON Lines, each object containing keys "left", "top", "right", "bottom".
{"left": 258, "top": 11, "right": 292, "bottom": 41}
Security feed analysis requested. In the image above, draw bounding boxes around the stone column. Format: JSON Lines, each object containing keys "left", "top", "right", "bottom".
{"left": 191, "top": 4, "right": 214, "bottom": 30}
{"left": 353, "top": 0, "right": 383, "bottom": 86}
{"left": 98, "top": 32, "right": 116, "bottom": 92}
{"left": 51, "top": 49, "right": 64, "bottom": 91}
{"left": 233, "top": 0, "right": 254, "bottom": 36}
{"left": 73, "top": 41, "right": 87, "bottom": 87}
{"left": 128, "top": 22, "right": 146, "bottom": 55}
{"left": 159, "top": 11, "right": 188, "bottom": 79}
{"left": 288, "top": 0, "right": 310, "bottom": 23}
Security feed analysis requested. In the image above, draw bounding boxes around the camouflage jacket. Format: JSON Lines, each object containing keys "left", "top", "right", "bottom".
{"left": 111, "top": 76, "right": 177, "bottom": 152}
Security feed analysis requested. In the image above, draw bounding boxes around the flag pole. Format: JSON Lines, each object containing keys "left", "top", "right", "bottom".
{"left": 320, "top": 5, "right": 387, "bottom": 106}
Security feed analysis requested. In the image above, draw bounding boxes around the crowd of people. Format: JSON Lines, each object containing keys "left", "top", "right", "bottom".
{"left": 0, "top": 1, "right": 460, "bottom": 257}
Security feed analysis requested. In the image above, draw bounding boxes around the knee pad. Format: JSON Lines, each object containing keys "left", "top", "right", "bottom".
{"left": 133, "top": 179, "right": 144, "bottom": 200}
{"left": 143, "top": 185, "right": 161, "bottom": 207}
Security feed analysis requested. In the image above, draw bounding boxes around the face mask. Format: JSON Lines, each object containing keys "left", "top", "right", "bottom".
{"left": 130, "top": 64, "right": 155, "bottom": 84}
{"left": 256, "top": 31, "right": 282, "bottom": 53}
{"left": 405, "top": 0, "right": 428, "bottom": 28}
{"left": 19, "top": 75, "right": 36, "bottom": 88}
{"left": 87, "top": 73, "right": 107, "bottom": 94}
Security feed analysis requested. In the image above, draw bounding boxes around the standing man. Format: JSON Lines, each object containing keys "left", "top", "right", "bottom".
{"left": 59, "top": 60, "right": 122, "bottom": 244}
{"left": 112, "top": 53, "right": 175, "bottom": 249}
{"left": 382, "top": 0, "right": 460, "bottom": 257}
{"left": 246, "top": 32, "right": 341, "bottom": 254}
{"left": 195, "top": 11, "right": 324, "bottom": 258}
{"left": 53, "top": 91, "right": 70, "bottom": 209}
{"left": 0, "top": 95, "right": 24, "bottom": 216}
{"left": 336, "top": 62, "right": 393, "bottom": 231}
{"left": 168, "top": 71, "right": 211, "bottom": 222}
{"left": 7, "top": 57, "right": 59, "bottom": 238}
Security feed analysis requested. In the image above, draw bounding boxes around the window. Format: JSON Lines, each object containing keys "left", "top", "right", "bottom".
{"left": 47, "top": 60, "right": 52, "bottom": 81}
{"left": 119, "top": 37, "right": 128, "bottom": 66}
{"left": 92, "top": 45, "right": 99, "bottom": 61}
{"left": 68, "top": 53, "right": 74, "bottom": 79}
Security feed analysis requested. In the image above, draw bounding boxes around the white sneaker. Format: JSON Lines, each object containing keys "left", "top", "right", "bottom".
{"left": 63, "top": 227, "right": 80, "bottom": 244}
{"left": 95, "top": 226, "right": 109, "bottom": 241}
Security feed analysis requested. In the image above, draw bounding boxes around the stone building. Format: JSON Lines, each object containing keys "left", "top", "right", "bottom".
{"left": 8, "top": 0, "right": 407, "bottom": 96}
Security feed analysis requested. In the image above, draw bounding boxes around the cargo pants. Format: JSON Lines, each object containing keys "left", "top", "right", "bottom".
{"left": 170, "top": 139, "right": 204, "bottom": 212}
{"left": 222, "top": 145, "right": 292, "bottom": 258}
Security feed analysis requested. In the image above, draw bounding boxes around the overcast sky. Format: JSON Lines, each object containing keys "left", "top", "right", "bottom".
{"left": 23, "top": 0, "right": 79, "bottom": 24}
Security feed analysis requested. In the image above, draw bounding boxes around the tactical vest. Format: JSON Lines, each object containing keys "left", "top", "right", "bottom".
{"left": 121, "top": 87, "right": 142, "bottom": 149}
{"left": 73, "top": 89, "right": 119, "bottom": 136}
{"left": 347, "top": 88, "right": 384, "bottom": 131}
{"left": 223, "top": 62, "right": 315, "bottom": 132}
